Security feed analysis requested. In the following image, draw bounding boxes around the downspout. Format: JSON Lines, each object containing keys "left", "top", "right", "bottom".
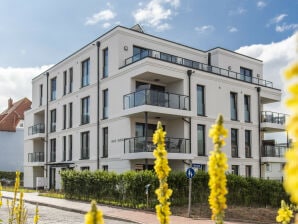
{"left": 187, "top": 70, "right": 192, "bottom": 153}
{"left": 45, "top": 72, "right": 49, "bottom": 180}
{"left": 96, "top": 41, "right": 101, "bottom": 170}
{"left": 256, "top": 87, "right": 262, "bottom": 178}
{"left": 144, "top": 112, "right": 148, "bottom": 170}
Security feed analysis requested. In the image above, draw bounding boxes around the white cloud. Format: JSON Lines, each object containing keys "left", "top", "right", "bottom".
{"left": 236, "top": 33, "right": 297, "bottom": 115}
{"left": 257, "top": 1, "right": 267, "bottom": 9}
{"left": 85, "top": 9, "right": 116, "bottom": 26}
{"left": 195, "top": 25, "right": 215, "bottom": 33}
{"left": 276, "top": 23, "right": 298, "bottom": 32}
{"left": 133, "top": 0, "right": 180, "bottom": 31}
{"left": 268, "top": 14, "right": 288, "bottom": 26}
{"left": 0, "top": 65, "right": 52, "bottom": 111}
{"left": 228, "top": 26, "right": 238, "bottom": 33}
{"left": 102, "top": 22, "right": 111, "bottom": 29}
{"left": 228, "top": 7, "right": 246, "bottom": 16}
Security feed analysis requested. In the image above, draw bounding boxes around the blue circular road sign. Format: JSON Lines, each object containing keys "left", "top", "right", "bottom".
{"left": 186, "top": 167, "right": 195, "bottom": 179}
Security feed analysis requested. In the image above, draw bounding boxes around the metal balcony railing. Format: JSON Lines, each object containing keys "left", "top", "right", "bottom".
{"left": 124, "top": 136, "right": 190, "bottom": 154}
{"left": 123, "top": 89, "right": 189, "bottom": 110}
{"left": 28, "top": 152, "right": 44, "bottom": 162}
{"left": 28, "top": 123, "right": 45, "bottom": 135}
{"left": 262, "top": 145, "right": 287, "bottom": 157}
{"left": 121, "top": 49, "right": 274, "bottom": 88}
{"left": 261, "top": 111, "right": 287, "bottom": 125}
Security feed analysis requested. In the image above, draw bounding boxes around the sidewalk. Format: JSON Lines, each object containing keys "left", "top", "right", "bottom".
{"left": 2, "top": 191, "right": 240, "bottom": 224}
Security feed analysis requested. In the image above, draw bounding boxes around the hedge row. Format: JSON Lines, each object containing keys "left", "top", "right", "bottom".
{"left": 60, "top": 170, "right": 288, "bottom": 208}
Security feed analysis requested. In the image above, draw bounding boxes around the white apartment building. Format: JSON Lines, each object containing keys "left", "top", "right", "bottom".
{"left": 24, "top": 25, "right": 286, "bottom": 189}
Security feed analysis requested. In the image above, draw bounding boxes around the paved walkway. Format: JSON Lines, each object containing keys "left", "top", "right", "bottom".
{"left": 2, "top": 191, "right": 241, "bottom": 224}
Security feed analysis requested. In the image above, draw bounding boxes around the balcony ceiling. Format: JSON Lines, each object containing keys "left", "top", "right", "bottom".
{"left": 134, "top": 71, "right": 181, "bottom": 84}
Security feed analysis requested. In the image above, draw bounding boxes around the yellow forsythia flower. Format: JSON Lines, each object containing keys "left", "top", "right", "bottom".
{"left": 153, "top": 121, "right": 172, "bottom": 224}
{"left": 276, "top": 200, "right": 293, "bottom": 224}
{"left": 0, "top": 182, "right": 2, "bottom": 208}
{"left": 208, "top": 114, "right": 228, "bottom": 224}
{"left": 84, "top": 200, "right": 104, "bottom": 224}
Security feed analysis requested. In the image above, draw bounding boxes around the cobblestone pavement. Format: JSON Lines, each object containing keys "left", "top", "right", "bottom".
{"left": 0, "top": 202, "right": 134, "bottom": 224}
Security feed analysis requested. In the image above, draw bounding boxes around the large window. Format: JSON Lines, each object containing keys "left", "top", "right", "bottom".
{"left": 50, "top": 109, "right": 56, "bottom": 132}
{"left": 103, "top": 89, "right": 108, "bottom": 119}
{"left": 50, "top": 139, "right": 56, "bottom": 162}
{"left": 103, "top": 48, "right": 108, "bottom": 78}
{"left": 81, "top": 96, "right": 90, "bottom": 124}
{"left": 63, "top": 104, "right": 67, "bottom": 129}
{"left": 245, "top": 130, "right": 252, "bottom": 158}
{"left": 240, "top": 67, "right": 252, "bottom": 82}
{"left": 245, "top": 165, "right": 252, "bottom": 177}
{"left": 230, "top": 92, "right": 238, "bottom": 120}
{"left": 244, "top": 95, "right": 251, "bottom": 122}
{"left": 69, "top": 67, "right": 73, "bottom": 93}
{"left": 68, "top": 135, "right": 72, "bottom": 161}
{"left": 231, "top": 128, "right": 238, "bottom": 157}
{"left": 62, "top": 136, "right": 66, "bottom": 161}
{"left": 63, "top": 70, "right": 67, "bottom": 95}
{"left": 81, "top": 131, "right": 89, "bottom": 159}
{"left": 39, "top": 84, "right": 43, "bottom": 106}
{"left": 197, "top": 85, "right": 205, "bottom": 116}
{"left": 50, "top": 77, "right": 56, "bottom": 101}
{"left": 81, "top": 58, "right": 90, "bottom": 87}
{"left": 231, "top": 165, "right": 239, "bottom": 175}
{"left": 103, "top": 127, "right": 108, "bottom": 158}
{"left": 69, "top": 102, "right": 72, "bottom": 128}
{"left": 197, "top": 125, "right": 205, "bottom": 156}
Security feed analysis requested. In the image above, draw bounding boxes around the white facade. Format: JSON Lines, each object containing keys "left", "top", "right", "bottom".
{"left": 24, "top": 25, "right": 285, "bottom": 189}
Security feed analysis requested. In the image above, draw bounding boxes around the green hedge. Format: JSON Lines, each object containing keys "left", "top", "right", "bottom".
{"left": 60, "top": 170, "right": 288, "bottom": 208}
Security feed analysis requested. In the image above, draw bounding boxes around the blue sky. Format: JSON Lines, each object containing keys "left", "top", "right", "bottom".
{"left": 0, "top": 0, "right": 297, "bottom": 139}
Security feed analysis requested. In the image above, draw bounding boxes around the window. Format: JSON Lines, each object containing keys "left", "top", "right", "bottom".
{"left": 231, "top": 128, "right": 238, "bottom": 157}
{"left": 244, "top": 95, "right": 251, "bottom": 122}
{"left": 245, "top": 130, "right": 251, "bottom": 158}
{"left": 103, "top": 48, "right": 108, "bottom": 78}
{"left": 62, "top": 136, "right": 66, "bottom": 161}
{"left": 197, "top": 125, "right": 205, "bottom": 156}
{"left": 68, "top": 135, "right": 72, "bottom": 161}
{"left": 103, "top": 89, "right": 108, "bottom": 119}
{"left": 197, "top": 85, "right": 205, "bottom": 116}
{"left": 50, "top": 139, "right": 56, "bottom": 162}
{"left": 50, "top": 77, "right": 56, "bottom": 101}
{"left": 81, "top": 131, "right": 89, "bottom": 159}
{"left": 103, "top": 127, "right": 108, "bottom": 157}
{"left": 81, "top": 96, "right": 90, "bottom": 124}
{"left": 69, "top": 67, "right": 73, "bottom": 93}
{"left": 245, "top": 165, "right": 252, "bottom": 177}
{"left": 63, "top": 70, "right": 67, "bottom": 95}
{"left": 50, "top": 109, "right": 56, "bottom": 132}
{"left": 39, "top": 84, "right": 43, "bottom": 106}
{"left": 81, "top": 166, "right": 90, "bottom": 171}
{"left": 69, "top": 102, "right": 72, "bottom": 128}
{"left": 135, "top": 123, "right": 160, "bottom": 137}
{"left": 230, "top": 92, "right": 238, "bottom": 120}
{"left": 231, "top": 165, "right": 239, "bottom": 175}
{"left": 81, "top": 58, "right": 90, "bottom": 87}
{"left": 240, "top": 67, "right": 252, "bottom": 82}
{"left": 63, "top": 104, "right": 67, "bottom": 129}
{"left": 133, "top": 46, "right": 149, "bottom": 61}
{"left": 160, "top": 52, "right": 177, "bottom": 63}
{"left": 103, "top": 165, "right": 108, "bottom": 171}
{"left": 266, "top": 163, "right": 271, "bottom": 172}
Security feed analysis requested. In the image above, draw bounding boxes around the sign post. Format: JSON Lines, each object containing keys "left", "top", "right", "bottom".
{"left": 186, "top": 162, "right": 194, "bottom": 217}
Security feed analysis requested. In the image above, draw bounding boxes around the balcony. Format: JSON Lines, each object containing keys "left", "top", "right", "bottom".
{"left": 123, "top": 136, "right": 193, "bottom": 160}
{"left": 27, "top": 123, "right": 45, "bottom": 140}
{"left": 261, "top": 145, "right": 287, "bottom": 163}
{"left": 121, "top": 49, "right": 274, "bottom": 88}
{"left": 261, "top": 111, "right": 287, "bottom": 132}
{"left": 28, "top": 152, "right": 44, "bottom": 163}
{"left": 124, "top": 89, "right": 189, "bottom": 111}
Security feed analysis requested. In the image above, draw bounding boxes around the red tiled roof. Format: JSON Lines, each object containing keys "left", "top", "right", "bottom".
{"left": 0, "top": 98, "right": 31, "bottom": 132}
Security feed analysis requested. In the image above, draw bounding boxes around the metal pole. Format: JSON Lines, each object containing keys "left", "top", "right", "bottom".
{"left": 187, "top": 160, "right": 192, "bottom": 217}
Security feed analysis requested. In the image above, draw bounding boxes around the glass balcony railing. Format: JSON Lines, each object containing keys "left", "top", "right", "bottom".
{"left": 123, "top": 89, "right": 189, "bottom": 110}
{"left": 121, "top": 49, "right": 274, "bottom": 88}
{"left": 124, "top": 136, "right": 190, "bottom": 154}
{"left": 261, "top": 111, "right": 287, "bottom": 125}
{"left": 262, "top": 145, "right": 287, "bottom": 157}
{"left": 28, "top": 123, "right": 45, "bottom": 135}
{"left": 28, "top": 152, "right": 44, "bottom": 162}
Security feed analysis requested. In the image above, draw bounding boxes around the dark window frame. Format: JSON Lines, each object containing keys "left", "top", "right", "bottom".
{"left": 68, "top": 135, "right": 72, "bottom": 161}
{"left": 103, "top": 89, "right": 108, "bottom": 119}
{"left": 63, "top": 70, "right": 67, "bottom": 95}
{"left": 103, "top": 48, "right": 108, "bottom": 78}
{"left": 245, "top": 130, "right": 252, "bottom": 158}
{"left": 69, "top": 67, "right": 73, "bottom": 93}
{"left": 103, "top": 127, "right": 108, "bottom": 158}
{"left": 63, "top": 104, "right": 67, "bottom": 129}
{"left": 81, "top": 96, "right": 90, "bottom": 125}
{"left": 50, "top": 138, "right": 56, "bottom": 162}
{"left": 50, "top": 109, "right": 56, "bottom": 132}
{"left": 69, "top": 102, "right": 73, "bottom": 128}
{"left": 244, "top": 95, "right": 251, "bottom": 122}
{"left": 81, "top": 131, "right": 90, "bottom": 160}
{"left": 197, "top": 124, "right": 205, "bottom": 156}
{"left": 50, "top": 77, "right": 57, "bottom": 101}
{"left": 62, "top": 136, "right": 66, "bottom": 161}
{"left": 197, "top": 85, "right": 205, "bottom": 116}
{"left": 230, "top": 92, "right": 238, "bottom": 121}
{"left": 231, "top": 128, "right": 238, "bottom": 157}
{"left": 81, "top": 58, "right": 90, "bottom": 87}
